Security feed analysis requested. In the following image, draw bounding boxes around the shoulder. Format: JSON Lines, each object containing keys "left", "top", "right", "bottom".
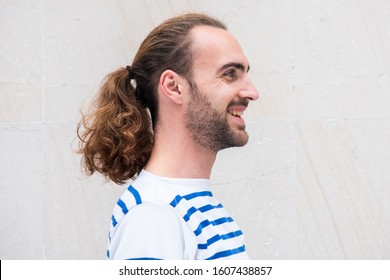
{"left": 109, "top": 201, "right": 197, "bottom": 260}
{"left": 123, "top": 201, "right": 183, "bottom": 226}
{"left": 113, "top": 202, "right": 183, "bottom": 237}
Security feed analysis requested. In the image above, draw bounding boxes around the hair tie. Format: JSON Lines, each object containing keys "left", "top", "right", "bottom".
{"left": 126, "top": 65, "right": 135, "bottom": 80}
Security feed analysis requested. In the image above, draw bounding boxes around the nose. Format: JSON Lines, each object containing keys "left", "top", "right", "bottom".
{"left": 239, "top": 76, "right": 259, "bottom": 101}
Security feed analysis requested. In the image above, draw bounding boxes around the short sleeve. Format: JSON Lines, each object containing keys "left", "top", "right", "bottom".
{"left": 109, "top": 202, "right": 197, "bottom": 260}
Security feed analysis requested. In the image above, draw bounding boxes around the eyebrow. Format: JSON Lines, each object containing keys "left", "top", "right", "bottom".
{"left": 217, "top": 62, "right": 251, "bottom": 74}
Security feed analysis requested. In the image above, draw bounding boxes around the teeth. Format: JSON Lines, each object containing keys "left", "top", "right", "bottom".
{"left": 229, "top": 110, "right": 243, "bottom": 117}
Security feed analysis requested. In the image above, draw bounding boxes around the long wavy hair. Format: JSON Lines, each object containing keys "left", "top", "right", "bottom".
{"left": 77, "top": 13, "right": 226, "bottom": 184}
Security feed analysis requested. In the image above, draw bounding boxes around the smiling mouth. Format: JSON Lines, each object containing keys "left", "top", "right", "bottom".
{"left": 227, "top": 100, "right": 248, "bottom": 117}
{"left": 228, "top": 109, "right": 244, "bottom": 117}
{"left": 227, "top": 108, "right": 247, "bottom": 129}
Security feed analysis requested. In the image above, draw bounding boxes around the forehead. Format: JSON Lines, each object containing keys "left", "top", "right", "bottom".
{"left": 189, "top": 25, "right": 249, "bottom": 72}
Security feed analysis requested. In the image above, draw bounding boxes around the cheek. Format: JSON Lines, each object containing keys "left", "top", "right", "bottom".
{"left": 215, "top": 95, "right": 234, "bottom": 114}
{"left": 197, "top": 83, "right": 235, "bottom": 112}
{"left": 208, "top": 98, "right": 229, "bottom": 114}
{"left": 207, "top": 88, "right": 233, "bottom": 109}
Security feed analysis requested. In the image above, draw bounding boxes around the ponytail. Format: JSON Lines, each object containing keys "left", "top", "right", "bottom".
{"left": 77, "top": 67, "right": 153, "bottom": 184}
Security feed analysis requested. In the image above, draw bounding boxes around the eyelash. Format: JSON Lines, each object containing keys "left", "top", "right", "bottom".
{"left": 223, "top": 69, "right": 238, "bottom": 81}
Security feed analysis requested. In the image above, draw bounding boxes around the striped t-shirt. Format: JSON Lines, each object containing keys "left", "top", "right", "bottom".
{"left": 107, "top": 170, "right": 248, "bottom": 260}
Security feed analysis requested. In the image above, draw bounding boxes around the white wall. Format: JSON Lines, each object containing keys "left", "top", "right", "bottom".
{"left": 1, "top": 0, "right": 389, "bottom": 259}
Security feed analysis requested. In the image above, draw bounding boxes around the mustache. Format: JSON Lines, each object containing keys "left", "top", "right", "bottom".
{"left": 228, "top": 99, "right": 249, "bottom": 108}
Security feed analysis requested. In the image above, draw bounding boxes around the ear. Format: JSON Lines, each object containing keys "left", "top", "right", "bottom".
{"left": 159, "top": 70, "right": 184, "bottom": 105}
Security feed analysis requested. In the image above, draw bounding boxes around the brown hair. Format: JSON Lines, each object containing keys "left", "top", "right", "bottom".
{"left": 77, "top": 13, "right": 227, "bottom": 184}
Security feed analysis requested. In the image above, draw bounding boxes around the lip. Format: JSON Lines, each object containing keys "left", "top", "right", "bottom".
{"left": 228, "top": 105, "right": 247, "bottom": 112}
{"left": 228, "top": 105, "right": 248, "bottom": 117}
{"left": 229, "top": 113, "right": 245, "bottom": 127}
{"left": 227, "top": 105, "right": 247, "bottom": 127}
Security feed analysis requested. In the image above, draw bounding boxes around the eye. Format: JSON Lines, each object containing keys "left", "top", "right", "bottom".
{"left": 223, "top": 69, "right": 238, "bottom": 81}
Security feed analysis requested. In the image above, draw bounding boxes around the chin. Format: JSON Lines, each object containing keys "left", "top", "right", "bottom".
{"left": 235, "top": 134, "right": 249, "bottom": 147}
{"left": 222, "top": 130, "right": 249, "bottom": 150}
{"left": 233, "top": 127, "right": 249, "bottom": 145}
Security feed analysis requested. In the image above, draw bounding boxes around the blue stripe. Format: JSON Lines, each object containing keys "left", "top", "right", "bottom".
{"left": 111, "top": 215, "right": 117, "bottom": 227}
{"left": 107, "top": 250, "right": 110, "bottom": 259}
{"left": 127, "top": 185, "right": 142, "bottom": 204}
{"left": 213, "top": 216, "right": 233, "bottom": 225}
{"left": 198, "top": 234, "right": 221, "bottom": 249}
{"left": 221, "top": 230, "right": 243, "bottom": 240}
{"left": 198, "top": 230, "right": 243, "bottom": 249}
{"left": 126, "top": 257, "right": 162, "bottom": 260}
{"left": 183, "top": 206, "right": 198, "bottom": 221}
{"left": 199, "top": 203, "right": 223, "bottom": 212}
{"left": 170, "top": 191, "right": 213, "bottom": 207}
{"left": 205, "top": 245, "right": 246, "bottom": 260}
{"left": 184, "top": 191, "right": 212, "bottom": 200}
{"left": 117, "top": 198, "right": 129, "bottom": 215}
{"left": 194, "top": 220, "right": 211, "bottom": 236}
{"left": 194, "top": 217, "right": 233, "bottom": 236}
{"left": 170, "top": 195, "right": 183, "bottom": 207}
{"left": 183, "top": 203, "right": 223, "bottom": 222}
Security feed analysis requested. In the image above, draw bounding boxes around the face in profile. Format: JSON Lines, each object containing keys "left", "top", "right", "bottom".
{"left": 185, "top": 26, "right": 259, "bottom": 152}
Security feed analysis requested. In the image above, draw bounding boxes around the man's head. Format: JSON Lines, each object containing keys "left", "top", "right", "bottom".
{"left": 131, "top": 13, "right": 227, "bottom": 125}
{"left": 134, "top": 13, "right": 259, "bottom": 152}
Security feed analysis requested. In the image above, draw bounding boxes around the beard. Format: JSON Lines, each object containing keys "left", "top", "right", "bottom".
{"left": 185, "top": 83, "right": 249, "bottom": 153}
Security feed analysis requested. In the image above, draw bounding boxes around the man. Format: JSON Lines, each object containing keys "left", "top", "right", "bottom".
{"left": 78, "top": 13, "right": 259, "bottom": 260}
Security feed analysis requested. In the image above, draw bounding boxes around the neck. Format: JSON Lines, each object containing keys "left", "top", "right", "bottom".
{"left": 144, "top": 127, "right": 216, "bottom": 179}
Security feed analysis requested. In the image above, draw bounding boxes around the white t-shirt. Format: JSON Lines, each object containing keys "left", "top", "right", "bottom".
{"left": 107, "top": 170, "right": 248, "bottom": 260}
